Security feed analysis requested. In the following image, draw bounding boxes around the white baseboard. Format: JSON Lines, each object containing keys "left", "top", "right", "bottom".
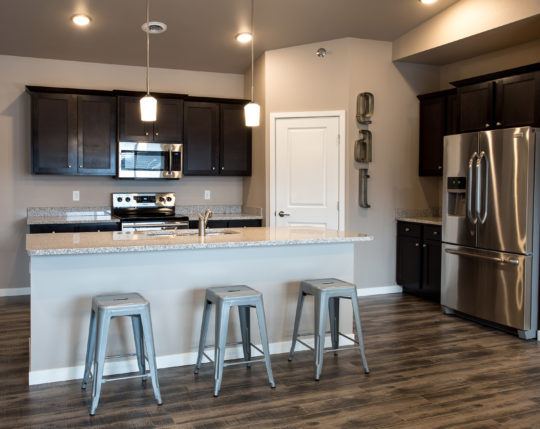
{"left": 357, "top": 285, "right": 402, "bottom": 296}
{"left": 29, "top": 334, "right": 355, "bottom": 385}
{"left": 0, "top": 287, "right": 30, "bottom": 297}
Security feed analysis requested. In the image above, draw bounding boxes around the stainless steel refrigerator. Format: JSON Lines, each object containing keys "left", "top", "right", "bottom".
{"left": 442, "top": 127, "right": 539, "bottom": 339}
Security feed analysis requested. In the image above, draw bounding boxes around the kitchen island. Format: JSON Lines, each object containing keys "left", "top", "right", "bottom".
{"left": 26, "top": 227, "right": 372, "bottom": 385}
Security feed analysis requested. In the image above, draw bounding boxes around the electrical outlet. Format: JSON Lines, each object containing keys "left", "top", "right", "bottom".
{"left": 73, "top": 190, "right": 80, "bottom": 201}
{"left": 204, "top": 190, "right": 211, "bottom": 200}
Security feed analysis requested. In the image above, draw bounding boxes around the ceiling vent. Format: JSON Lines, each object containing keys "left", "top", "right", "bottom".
{"left": 141, "top": 21, "right": 167, "bottom": 34}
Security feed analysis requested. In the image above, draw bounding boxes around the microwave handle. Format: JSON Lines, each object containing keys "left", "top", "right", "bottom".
{"left": 168, "top": 146, "right": 173, "bottom": 175}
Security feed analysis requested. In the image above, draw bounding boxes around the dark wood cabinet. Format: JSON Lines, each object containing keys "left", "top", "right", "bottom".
{"left": 456, "top": 72, "right": 540, "bottom": 132}
{"left": 29, "top": 222, "right": 120, "bottom": 234}
{"left": 396, "top": 221, "right": 441, "bottom": 302}
{"left": 188, "top": 218, "right": 262, "bottom": 229}
{"left": 117, "top": 95, "right": 183, "bottom": 142}
{"left": 418, "top": 89, "right": 457, "bottom": 176}
{"left": 29, "top": 88, "right": 116, "bottom": 175}
{"left": 183, "top": 100, "right": 251, "bottom": 176}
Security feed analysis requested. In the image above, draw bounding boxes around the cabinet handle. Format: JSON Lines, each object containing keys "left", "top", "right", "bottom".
{"left": 485, "top": 123, "right": 490, "bottom": 128}
{"left": 68, "top": 165, "right": 72, "bottom": 168}
{"left": 212, "top": 166, "right": 216, "bottom": 171}
{"left": 145, "top": 132, "right": 149, "bottom": 136}
{"left": 79, "top": 165, "right": 83, "bottom": 168}
{"left": 155, "top": 132, "right": 159, "bottom": 136}
{"left": 415, "top": 242, "right": 419, "bottom": 247}
{"left": 221, "top": 166, "right": 224, "bottom": 170}
{"left": 405, "top": 227, "right": 410, "bottom": 232}
{"left": 438, "top": 166, "right": 442, "bottom": 170}
{"left": 496, "top": 122, "right": 501, "bottom": 126}
{"left": 433, "top": 231, "right": 438, "bottom": 235}
{"left": 423, "top": 243, "right": 427, "bottom": 248}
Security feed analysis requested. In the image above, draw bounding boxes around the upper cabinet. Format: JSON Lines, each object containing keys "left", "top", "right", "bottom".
{"left": 183, "top": 99, "right": 251, "bottom": 176}
{"left": 455, "top": 70, "right": 540, "bottom": 132}
{"left": 29, "top": 88, "right": 116, "bottom": 175}
{"left": 117, "top": 95, "right": 184, "bottom": 142}
{"left": 417, "top": 89, "right": 457, "bottom": 176}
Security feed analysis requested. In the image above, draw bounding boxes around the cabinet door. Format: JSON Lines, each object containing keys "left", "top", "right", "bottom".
{"left": 419, "top": 95, "right": 445, "bottom": 176}
{"left": 219, "top": 103, "right": 251, "bottom": 176}
{"left": 495, "top": 73, "right": 539, "bottom": 128}
{"left": 154, "top": 98, "right": 183, "bottom": 142}
{"left": 421, "top": 239, "right": 441, "bottom": 299}
{"left": 183, "top": 101, "right": 219, "bottom": 175}
{"left": 457, "top": 81, "right": 494, "bottom": 132}
{"left": 31, "top": 93, "right": 77, "bottom": 174}
{"left": 77, "top": 95, "right": 117, "bottom": 175}
{"left": 117, "top": 96, "right": 153, "bottom": 142}
{"left": 446, "top": 92, "right": 459, "bottom": 135}
{"left": 396, "top": 235, "right": 421, "bottom": 292}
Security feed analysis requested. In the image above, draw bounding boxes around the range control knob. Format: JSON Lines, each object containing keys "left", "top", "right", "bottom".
{"left": 126, "top": 197, "right": 131, "bottom": 202}
{"left": 166, "top": 196, "right": 172, "bottom": 202}
{"left": 117, "top": 197, "right": 123, "bottom": 202}
{"left": 159, "top": 197, "right": 165, "bottom": 202}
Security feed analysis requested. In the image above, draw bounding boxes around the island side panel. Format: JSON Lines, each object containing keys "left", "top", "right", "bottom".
{"left": 29, "top": 242, "right": 356, "bottom": 384}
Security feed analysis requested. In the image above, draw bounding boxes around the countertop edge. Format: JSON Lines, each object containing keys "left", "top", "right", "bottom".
{"left": 396, "top": 217, "right": 442, "bottom": 226}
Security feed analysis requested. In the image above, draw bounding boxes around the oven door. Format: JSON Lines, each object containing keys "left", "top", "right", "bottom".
{"left": 118, "top": 142, "right": 183, "bottom": 179}
{"left": 121, "top": 220, "right": 189, "bottom": 232}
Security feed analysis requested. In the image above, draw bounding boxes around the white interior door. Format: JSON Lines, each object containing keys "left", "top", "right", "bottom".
{"left": 275, "top": 116, "right": 340, "bottom": 229}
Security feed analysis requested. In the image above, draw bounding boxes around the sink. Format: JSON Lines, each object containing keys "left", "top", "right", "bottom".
{"left": 146, "top": 229, "right": 239, "bottom": 237}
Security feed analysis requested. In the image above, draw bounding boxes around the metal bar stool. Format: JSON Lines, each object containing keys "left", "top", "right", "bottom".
{"left": 288, "top": 278, "right": 369, "bottom": 380}
{"left": 194, "top": 285, "right": 275, "bottom": 396}
{"left": 81, "top": 292, "right": 162, "bottom": 415}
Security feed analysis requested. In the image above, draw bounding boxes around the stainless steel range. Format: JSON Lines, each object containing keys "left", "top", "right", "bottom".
{"left": 112, "top": 192, "right": 189, "bottom": 232}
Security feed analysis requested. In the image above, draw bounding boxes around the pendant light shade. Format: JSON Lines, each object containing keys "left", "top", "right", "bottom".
{"left": 244, "top": 102, "right": 260, "bottom": 127}
{"left": 245, "top": 0, "right": 259, "bottom": 127}
{"left": 141, "top": 0, "right": 157, "bottom": 122}
{"left": 140, "top": 95, "right": 157, "bottom": 121}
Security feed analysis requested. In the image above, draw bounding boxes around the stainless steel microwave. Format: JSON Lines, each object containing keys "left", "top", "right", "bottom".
{"left": 118, "top": 142, "right": 183, "bottom": 179}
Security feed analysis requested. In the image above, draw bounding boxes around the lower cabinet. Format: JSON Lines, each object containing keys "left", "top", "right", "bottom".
{"left": 29, "top": 223, "right": 121, "bottom": 234}
{"left": 396, "top": 221, "right": 441, "bottom": 302}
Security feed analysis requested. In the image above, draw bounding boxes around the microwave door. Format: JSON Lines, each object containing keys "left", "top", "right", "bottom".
{"left": 442, "top": 133, "right": 478, "bottom": 248}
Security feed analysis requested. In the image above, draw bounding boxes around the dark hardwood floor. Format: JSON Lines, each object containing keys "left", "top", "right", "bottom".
{"left": 1, "top": 293, "right": 539, "bottom": 428}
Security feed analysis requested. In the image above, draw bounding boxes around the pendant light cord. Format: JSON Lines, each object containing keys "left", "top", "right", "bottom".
{"left": 146, "top": 0, "right": 150, "bottom": 96}
{"left": 250, "top": 0, "right": 254, "bottom": 102}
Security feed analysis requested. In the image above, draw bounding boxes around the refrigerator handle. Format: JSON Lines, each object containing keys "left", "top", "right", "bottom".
{"left": 467, "top": 152, "right": 478, "bottom": 224}
{"left": 476, "top": 151, "right": 489, "bottom": 224}
{"left": 445, "top": 248, "right": 519, "bottom": 265}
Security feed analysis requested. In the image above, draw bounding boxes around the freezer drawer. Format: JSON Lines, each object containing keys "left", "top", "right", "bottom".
{"left": 441, "top": 243, "right": 533, "bottom": 331}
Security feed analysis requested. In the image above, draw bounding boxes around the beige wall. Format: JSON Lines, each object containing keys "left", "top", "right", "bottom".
{"left": 245, "top": 37, "right": 440, "bottom": 288}
{"left": 440, "top": 38, "right": 540, "bottom": 87}
{"left": 0, "top": 54, "right": 245, "bottom": 291}
{"left": 393, "top": 0, "right": 540, "bottom": 62}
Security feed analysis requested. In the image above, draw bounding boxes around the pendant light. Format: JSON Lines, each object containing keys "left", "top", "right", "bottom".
{"left": 244, "top": 0, "right": 260, "bottom": 127}
{"left": 140, "top": 0, "right": 157, "bottom": 122}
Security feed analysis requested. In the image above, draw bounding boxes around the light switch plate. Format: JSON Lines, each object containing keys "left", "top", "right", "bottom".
{"left": 204, "top": 190, "right": 211, "bottom": 200}
{"left": 73, "top": 191, "right": 80, "bottom": 201}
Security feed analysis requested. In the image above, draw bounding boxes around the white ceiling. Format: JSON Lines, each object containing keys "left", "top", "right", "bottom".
{"left": 0, "top": 0, "right": 461, "bottom": 74}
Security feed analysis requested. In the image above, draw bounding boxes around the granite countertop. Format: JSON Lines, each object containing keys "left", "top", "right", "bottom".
{"left": 27, "top": 205, "right": 263, "bottom": 225}
{"left": 26, "top": 227, "right": 373, "bottom": 256}
{"left": 396, "top": 216, "right": 442, "bottom": 226}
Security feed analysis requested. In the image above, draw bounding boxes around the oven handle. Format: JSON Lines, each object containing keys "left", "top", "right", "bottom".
{"left": 122, "top": 221, "right": 189, "bottom": 229}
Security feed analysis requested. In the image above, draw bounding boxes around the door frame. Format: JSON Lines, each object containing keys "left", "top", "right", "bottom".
{"left": 269, "top": 110, "right": 346, "bottom": 230}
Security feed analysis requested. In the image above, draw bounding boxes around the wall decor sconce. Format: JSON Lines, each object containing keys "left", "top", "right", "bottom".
{"left": 354, "top": 130, "right": 372, "bottom": 163}
{"left": 356, "top": 92, "right": 374, "bottom": 124}
{"left": 359, "top": 168, "right": 371, "bottom": 208}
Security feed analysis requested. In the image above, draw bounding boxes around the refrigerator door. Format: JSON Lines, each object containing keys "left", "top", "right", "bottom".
{"left": 442, "top": 132, "right": 478, "bottom": 247}
{"left": 441, "top": 243, "right": 533, "bottom": 332}
{"left": 477, "top": 128, "right": 535, "bottom": 254}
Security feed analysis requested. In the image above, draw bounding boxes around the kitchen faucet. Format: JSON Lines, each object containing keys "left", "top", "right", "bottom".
{"left": 198, "top": 209, "right": 213, "bottom": 236}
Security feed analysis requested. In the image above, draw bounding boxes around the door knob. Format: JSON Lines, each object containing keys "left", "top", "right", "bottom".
{"left": 278, "top": 211, "right": 290, "bottom": 217}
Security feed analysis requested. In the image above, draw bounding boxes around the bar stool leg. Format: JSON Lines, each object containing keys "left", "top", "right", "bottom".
{"left": 82, "top": 309, "right": 97, "bottom": 389}
{"left": 238, "top": 305, "right": 251, "bottom": 367}
{"left": 314, "top": 292, "right": 328, "bottom": 381}
{"left": 140, "top": 309, "right": 163, "bottom": 405}
{"left": 351, "top": 294, "right": 369, "bottom": 374}
{"left": 214, "top": 301, "right": 230, "bottom": 396}
{"left": 131, "top": 315, "right": 146, "bottom": 381}
{"left": 194, "top": 300, "right": 212, "bottom": 374}
{"left": 90, "top": 311, "right": 111, "bottom": 416}
{"left": 328, "top": 297, "right": 340, "bottom": 356}
{"left": 288, "top": 289, "right": 305, "bottom": 361}
{"left": 254, "top": 299, "right": 275, "bottom": 388}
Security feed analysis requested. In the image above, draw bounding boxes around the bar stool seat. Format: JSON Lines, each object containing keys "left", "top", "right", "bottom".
{"left": 288, "top": 278, "right": 369, "bottom": 380}
{"left": 81, "top": 292, "right": 162, "bottom": 415}
{"left": 194, "top": 285, "right": 275, "bottom": 396}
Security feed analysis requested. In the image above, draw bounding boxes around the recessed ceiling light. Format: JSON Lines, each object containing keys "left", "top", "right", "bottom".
{"left": 235, "top": 32, "right": 252, "bottom": 43}
{"left": 141, "top": 21, "right": 167, "bottom": 34}
{"left": 419, "top": 0, "right": 437, "bottom": 4}
{"left": 71, "top": 14, "right": 91, "bottom": 26}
